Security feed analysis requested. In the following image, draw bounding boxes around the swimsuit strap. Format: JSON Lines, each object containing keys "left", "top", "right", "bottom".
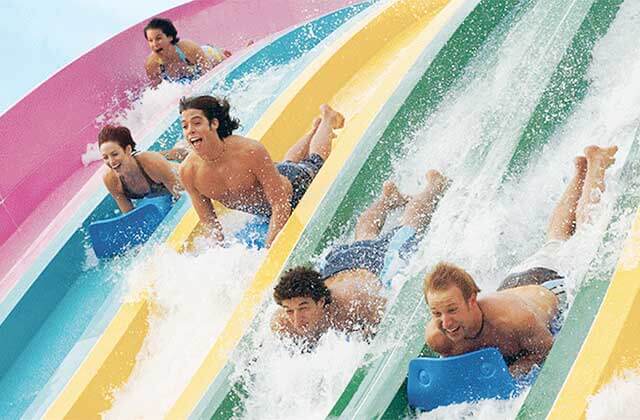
{"left": 174, "top": 44, "right": 192, "bottom": 65}
{"left": 118, "top": 154, "right": 163, "bottom": 200}
{"left": 132, "top": 155, "right": 162, "bottom": 189}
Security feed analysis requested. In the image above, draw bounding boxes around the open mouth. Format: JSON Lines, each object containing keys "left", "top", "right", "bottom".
{"left": 445, "top": 326, "right": 461, "bottom": 335}
{"left": 154, "top": 47, "right": 163, "bottom": 53}
{"left": 110, "top": 162, "right": 122, "bottom": 170}
{"left": 189, "top": 137, "right": 203, "bottom": 149}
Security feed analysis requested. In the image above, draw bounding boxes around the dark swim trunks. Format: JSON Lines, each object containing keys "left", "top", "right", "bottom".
{"left": 319, "top": 226, "right": 420, "bottom": 280}
{"left": 276, "top": 153, "right": 324, "bottom": 211}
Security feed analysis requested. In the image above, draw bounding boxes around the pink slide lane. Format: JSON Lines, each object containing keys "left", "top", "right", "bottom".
{"left": 0, "top": 0, "right": 359, "bottom": 300}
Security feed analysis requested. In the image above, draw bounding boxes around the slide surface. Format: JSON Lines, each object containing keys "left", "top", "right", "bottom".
{"left": 0, "top": 1, "right": 367, "bottom": 418}
{"left": 3, "top": 0, "right": 640, "bottom": 418}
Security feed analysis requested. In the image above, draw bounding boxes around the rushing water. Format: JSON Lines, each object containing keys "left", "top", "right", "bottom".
{"left": 103, "top": 0, "right": 640, "bottom": 417}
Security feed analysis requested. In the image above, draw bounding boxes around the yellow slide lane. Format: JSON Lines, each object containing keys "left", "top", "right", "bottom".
{"left": 548, "top": 204, "right": 640, "bottom": 420}
{"left": 46, "top": 0, "right": 467, "bottom": 417}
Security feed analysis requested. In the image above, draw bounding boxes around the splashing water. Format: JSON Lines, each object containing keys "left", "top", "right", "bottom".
{"left": 587, "top": 368, "right": 640, "bottom": 420}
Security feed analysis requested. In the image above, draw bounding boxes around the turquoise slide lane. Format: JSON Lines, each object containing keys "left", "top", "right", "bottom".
{"left": 328, "top": 0, "right": 629, "bottom": 418}
{"left": 0, "top": 4, "right": 371, "bottom": 418}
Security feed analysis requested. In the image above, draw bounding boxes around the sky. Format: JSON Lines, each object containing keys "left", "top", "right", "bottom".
{"left": 0, "top": 0, "right": 189, "bottom": 115}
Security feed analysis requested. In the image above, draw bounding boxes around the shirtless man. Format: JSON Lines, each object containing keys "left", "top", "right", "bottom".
{"left": 272, "top": 170, "right": 450, "bottom": 347}
{"left": 424, "top": 145, "right": 618, "bottom": 377}
{"left": 179, "top": 95, "right": 343, "bottom": 246}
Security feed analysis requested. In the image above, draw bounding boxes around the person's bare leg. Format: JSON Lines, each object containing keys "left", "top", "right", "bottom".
{"left": 355, "top": 182, "right": 409, "bottom": 240}
{"left": 576, "top": 145, "right": 618, "bottom": 227}
{"left": 546, "top": 156, "right": 587, "bottom": 241}
{"left": 283, "top": 117, "right": 321, "bottom": 162}
{"left": 399, "top": 170, "right": 450, "bottom": 235}
{"left": 308, "top": 104, "right": 344, "bottom": 161}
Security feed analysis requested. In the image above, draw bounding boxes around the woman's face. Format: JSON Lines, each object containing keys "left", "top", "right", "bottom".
{"left": 146, "top": 28, "right": 173, "bottom": 55}
{"left": 100, "top": 141, "right": 132, "bottom": 172}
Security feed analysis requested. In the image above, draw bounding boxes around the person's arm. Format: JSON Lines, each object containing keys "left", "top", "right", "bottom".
{"left": 160, "top": 146, "right": 189, "bottom": 162}
{"left": 425, "top": 319, "right": 456, "bottom": 356}
{"left": 138, "top": 152, "right": 182, "bottom": 199}
{"left": 250, "top": 145, "right": 292, "bottom": 247}
{"left": 179, "top": 161, "right": 224, "bottom": 243}
{"left": 508, "top": 312, "right": 554, "bottom": 377}
{"left": 181, "top": 40, "right": 213, "bottom": 73}
{"left": 103, "top": 172, "right": 134, "bottom": 214}
{"left": 145, "top": 56, "right": 162, "bottom": 88}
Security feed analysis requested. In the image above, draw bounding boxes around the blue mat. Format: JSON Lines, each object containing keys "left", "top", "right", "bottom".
{"left": 88, "top": 195, "right": 174, "bottom": 258}
{"left": 408, "top": 347, "right": 517, "bottom": 412}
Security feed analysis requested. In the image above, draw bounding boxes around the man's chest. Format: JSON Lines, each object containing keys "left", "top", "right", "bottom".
{"left": 194, "top": 163, "right": 259, "bottom": 198}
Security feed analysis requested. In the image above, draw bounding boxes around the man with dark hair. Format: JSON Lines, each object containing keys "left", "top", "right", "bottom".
{"left": 272, "top": 170, "right": 450, "bottom": 345}
{"left": 179, "top": 95, "right": 343, "bottom": 246}
{"left": 272, "top": 266, "right": 385, "bottom": 346}
{"left": 424, "top": 145, "right": 618, "bottom": 376}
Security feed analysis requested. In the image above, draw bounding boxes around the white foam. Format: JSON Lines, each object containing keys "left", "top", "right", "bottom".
{"left": 103, "top": 242, "right": 265, "bottom": 419}
{"left": 418, "top": 391, "right": 527, "bottom": 420}
{"left": 232, "top": 326, "right": 370, "bottom": 420}
{"left": 587, "top": 369, "right": 640, "bottom": 420}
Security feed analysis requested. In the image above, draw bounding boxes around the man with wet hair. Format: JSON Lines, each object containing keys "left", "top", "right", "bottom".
{"left": 272, "top": 170, "right": 450, "bottom": 346}
{"left": 179, "top": 95, "right": 343, "bottom": 247}
{"left": 424, "top": 145, "right": 618, "bottom": 377}
{"left": 272, "top": 266, "right": 385, "bottom": 347}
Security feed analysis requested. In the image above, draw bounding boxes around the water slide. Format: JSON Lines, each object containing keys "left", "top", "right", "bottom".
{"left": 2, "top": 0, "right": 640, "bottom": 419}
{"left": 0, "top": 1, "right": 368, "bottom": 418}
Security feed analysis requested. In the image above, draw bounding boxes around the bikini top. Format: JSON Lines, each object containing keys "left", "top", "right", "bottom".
{"left": 158, "top": 44, "right": 200, "bottom": 83}
{"left": 119, "top": 154, "right": 171, "bottom": 200}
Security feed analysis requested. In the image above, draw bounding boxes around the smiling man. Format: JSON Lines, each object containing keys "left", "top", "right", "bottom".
{"left": 424, "top": 145, "right": 618, "bottom": 377}
{"left": 271, "top": 266, "right": 386, "bottom": 349}
{"left": 179, "top": 95, "right": 342, "bottom": 246}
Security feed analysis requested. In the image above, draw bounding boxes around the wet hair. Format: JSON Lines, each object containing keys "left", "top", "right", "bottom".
{"left": 179, "top": 95, "right": 240, "bottom": 139}
{"left": 424, "top": 262, "right": 481, "bottom": 304}
{"left": 274, "top": 267, "right": 333, "bottom": 306}
{"left": 144, "top": 17, "right": 179, "bottom": 44}
{"left": 98, "top": 125, "right": 136, "bottom": 151}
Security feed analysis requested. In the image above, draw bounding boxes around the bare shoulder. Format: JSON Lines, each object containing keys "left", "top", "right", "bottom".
{"left": 178, "top": 39, "right": 200, "bottom": 52}
{"left": 230, "top": 136, "right": 269, "bottom": 159}
{"left": 102, "top": 170, "right": 122, "bottom": 192}
{"left": 135, "top": 150, "right": 165, "bottom": 165}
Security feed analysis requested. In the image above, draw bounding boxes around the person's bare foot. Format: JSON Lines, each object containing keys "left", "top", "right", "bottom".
{"left": 382, "top": 181, "right": 409, "bottom": 209}
{"left": 426, "top": 169, "right": 451, "bottom": 195}
{"left": 320, "top": 104, "right": 345, "bottom": 129}
{"left": 584, "top": 145, "right": 618, "bottom": 170}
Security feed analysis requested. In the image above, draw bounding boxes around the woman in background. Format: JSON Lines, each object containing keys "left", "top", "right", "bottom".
{"left": 144, "top": 17, "right": 230, "bottom": 87}
{"left": 99, "top": 125, "right": 182, "bottom": 213}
